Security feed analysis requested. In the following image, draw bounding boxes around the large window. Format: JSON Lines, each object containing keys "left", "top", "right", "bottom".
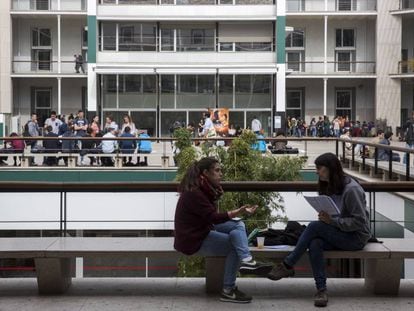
{"left": 102, "top": 23, "right": 116, "bottom": 51}
{"left": 336, "top": 89, "right": 354, "bottom": 119}
{"left": 286, "top": 90, "right": 303, "bottom": 118}
{"left": 177, "top": 75, "right": 215, "bottom": 108}
{"left": 31, "top": 0, "right": 50, "bottom": 10}
{"left": 119, "top": 23, "right": 157, "bottom": 51}
{"left": 176, "top": 28, "right": 215, "bottom": 52}
{"left": 285, "top": 29, "right": 304, "bottom": 48}
{"left": 336, "top": 51, "right": 355, "bottom": 72}
{"left": 219, "top": 75, "right": 234, "bottom": 108}
{"left": 160, "top": 75, "right": 175, "bottom": 108}
{"left": 336, "top": 0, "right": 357, "bottom": 11}
{"left": 235, "top": 75, "right": 271, "bottom": 109}
{"left": 31, "top": 28, "right": 51, "bottom": 71}
{"left": 102, "top": 75, "right": 157, "bottom": 109}
{"left": 31, "top": 88, "right": 52, "bottom": 127}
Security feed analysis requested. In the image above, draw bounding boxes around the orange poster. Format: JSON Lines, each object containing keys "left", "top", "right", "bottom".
{"left": 209, "top": 108, "right": 229, "bottom": 136}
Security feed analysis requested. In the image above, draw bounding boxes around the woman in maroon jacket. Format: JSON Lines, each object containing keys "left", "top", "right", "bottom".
{"left": 174, "top": 157, "right": 272, "bottom": 303}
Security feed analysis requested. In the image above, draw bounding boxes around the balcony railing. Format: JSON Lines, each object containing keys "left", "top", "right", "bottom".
{"left": 97, "top": 0, "right": 376, "bottom": 11}
{"left": 398, "top": 59, "right": 414, "bottom": 74}
{"left": 11, "top": 0, "right": 86, "bottom": 11}
{"left": 286, "top": 61, "right": 376, "bottom": 74}
{"left": 12, "top": 61, "right": 88, "bottom": 74}
{"left": 400, "top": 0, "right": 414, "bottom": 10}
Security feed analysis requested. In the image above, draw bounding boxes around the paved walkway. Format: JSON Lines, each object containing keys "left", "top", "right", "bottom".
{"left": 0, "top": 278, "right": 413, "bottom": 310}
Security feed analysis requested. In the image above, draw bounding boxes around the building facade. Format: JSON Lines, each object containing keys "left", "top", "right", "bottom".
{"left": 0, "top": 0, "right": 413, "bottom": 136}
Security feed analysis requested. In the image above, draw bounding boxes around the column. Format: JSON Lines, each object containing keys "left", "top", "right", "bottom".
{"left": 87, "top": 0, "right": 97, "bottom": 112}
{"left": 58, "top": 15, "right": 61, "bottom": 74}
{"left": 58, "top": 77, "right": 62, "bottom": 115}
{"left": 376, "top": 0, "right": 402, "bottom": 130}
{"left": 323, "top": 78, "right": 328, "bottom": 116}
{"left": 275, "top": 0, "right": 286, "bottom": 132}
{"left": 0, "top": 0, "right": 12, "bottom": 115}
{"left": 324, "top": 16, "right": 328, "bottom": 75}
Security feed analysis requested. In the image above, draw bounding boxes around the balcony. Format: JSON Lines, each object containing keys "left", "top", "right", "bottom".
{"left": 286, "top": 0, "right": 376, "bottom": 12}
{"left": 400, "top": 0, "right": 414, "bottom": 10}
{"left": 11, "top": 0, "right": 86, "bottom": 12}
{"left": 286, "top": 61, "right": 376, "bottom": 76}
{"left": 397, "top": 59, "right": 414, "bottom": 75}
{"left": 12, "top": 60, "right": 88, "bottom": 76}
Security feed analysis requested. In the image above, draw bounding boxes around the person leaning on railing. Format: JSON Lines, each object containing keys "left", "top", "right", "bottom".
{"left": 267, "top": 152, "right": 371, "bottom": 308}
{"left": 174, "top": 157, "right": 272, "bottom": 304}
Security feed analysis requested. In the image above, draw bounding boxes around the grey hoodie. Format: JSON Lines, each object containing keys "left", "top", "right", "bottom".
{"left": 330, "top": 177, "right": 371, "bottom": 245}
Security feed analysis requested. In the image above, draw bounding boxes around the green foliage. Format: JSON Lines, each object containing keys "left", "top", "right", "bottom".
{"left": 173, "top": 127, "right": 198, "bottom": 181}
{"left": 175, "top": 129, "right": 305, "bottom": 276}
{"left": 177, "top": 256, "right": 205, "bottom": 277}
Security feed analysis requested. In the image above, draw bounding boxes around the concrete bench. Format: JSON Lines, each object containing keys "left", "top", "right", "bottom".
{"left": 0, "top": 237, "right": 410, "bottom": 296}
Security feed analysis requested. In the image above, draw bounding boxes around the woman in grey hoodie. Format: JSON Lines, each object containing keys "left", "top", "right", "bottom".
{"left": 267, "top": 152, "right": 371, "bottom": 307}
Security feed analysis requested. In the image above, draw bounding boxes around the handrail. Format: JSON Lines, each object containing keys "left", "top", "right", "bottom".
{"left": 1, "top": 181, "right": 414, "bottom": 193}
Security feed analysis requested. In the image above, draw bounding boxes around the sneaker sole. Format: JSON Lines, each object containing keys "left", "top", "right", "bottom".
{"left": 219, "top": 297, "right": 252, "bottom": 304}
{"left": 314, "top": 301, "right": 328, "bottom": 308}
{"left": 239, "top": 264, "right": 273, "bottom": 276}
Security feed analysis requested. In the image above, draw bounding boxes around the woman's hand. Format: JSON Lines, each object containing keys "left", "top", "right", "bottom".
{"left": 240, "top": 204, "right": 258, "bottom": 216}
{"left": 318, "top": 211, "right": 332, "bottom": 224}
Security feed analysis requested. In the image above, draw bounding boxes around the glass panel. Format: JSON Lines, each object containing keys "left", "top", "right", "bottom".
{"left": 161, "top": 29, "right": 174, "bottom": 51}
{"left": 36, "top": 90, "right": 51, "bottom": 108}
{"left": 336, "top": 91, "right": 351, "bottom": 108}
{"left": 188, "top": 111, "right": 205, "bottom": 137}
{"left": 287, "top": 52, "right": 301, "bottom": 71}
{"left": 131, "top": 111, "right": 157, "bottom": 136}
{"left": 161, "top": 75, "right": 175, "bottom": 109}
{"left": 39, "top": 29, "right": 51, "bottom": 46}
{"left": 102, "top": 23, "right": 116, "bottom": 51}
{"left": 82, "top": 28, "right": 88, "bottom": 47}
{"left": 118, "top": 23, "right": 156, "bottom": 51}
{"left": 229, "top": 111, "right": 244, "bottom": 133}
{"left": 337, "top": 52, "right": 351, "bottom": 71}
{"left": 32, "top": 29, "right": 38, "bottom": 47}
{"left": 220, "top": 42, "right": 233, "bottom": 52}
{"left": 177, "top": 28, "right": 215, "bottom": 52}
{"left": 119, "top": 75, "right": 156, "bottom": 109}
{"left": 292, "top": 30, "right": 304, "bottom": 47}
{"left": 37, "top": 51, "right": 51, "bottom": 71}
{"left": 219, "top": 75, "right": 233, "bottom": 108}
{"left": 177, "top": 75, "right": 215, "bottom": 109}
{"left": 336, "top": 29, "right": 342, "bottom": 47}
{"left": 342, "top": 29, "right": 355, "bottom": 47}
{"left": 287, "top": 90, "right": 301, "bottom": 109}
{"left": 235, "top": 42, "right": 272, "bottom": 52}
{"left": 246, "top": 111, "right": 271, "bottom": 136}
{"left": 142, "top": 24, "right": 157, "bottom": 51}
{"left": 103, "top": 75, "right": 117, "bottom": 108}
{"left": 235, "top": 75, "right": 271, "bottom": 109}
{"left": 161, "top": 111, "right": 186, "bottom": 136}
{"left": 337, "top": 0, "right": 355, "bottom": 11}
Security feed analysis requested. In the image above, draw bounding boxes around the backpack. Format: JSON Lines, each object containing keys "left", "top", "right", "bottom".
{"left": 252, "top": 221, "right": 306, "bottom": 246}
{"left": 22, "top": 122, "right": 34, "bottom": 145}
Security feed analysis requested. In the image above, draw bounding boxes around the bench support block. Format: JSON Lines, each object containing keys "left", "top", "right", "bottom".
{"left": 205, "top": 257, "right": 225, "bottom": 294}
{"left": 35, "top": 258, "right": 73, "bottom": 295}
{"left": 364, "top": 258, "right": 402, "bottom": 295}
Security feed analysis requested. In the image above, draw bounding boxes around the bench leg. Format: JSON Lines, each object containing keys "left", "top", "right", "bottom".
{"left": 364, "top": 258, "right": 402, "bottom": 295}
{"left": 205, "top": 257, "right": 225, "bottom": 294}
{"left": 35, "top": 258, "right": 73, "bottom": 295}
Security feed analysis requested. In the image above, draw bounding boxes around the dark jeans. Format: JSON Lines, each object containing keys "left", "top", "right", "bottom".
{"left": 284, "top": 221, "right": 365, "bottom": 290}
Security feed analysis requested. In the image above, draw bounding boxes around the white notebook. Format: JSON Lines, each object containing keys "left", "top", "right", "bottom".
{"left": 304, "top": 195, "right": 341, "bottom": 216}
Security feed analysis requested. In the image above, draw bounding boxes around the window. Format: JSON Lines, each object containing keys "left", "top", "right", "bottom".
{"left": 287, "top": 52, "right": 303, "bottom": 72}
{"left": 219, "top": 75, "right": 234, "bottom": 108}
{"left": 161, "top": 29, "right": 175, "bottom": 52}
{"left": 176, "top": 28, "right": 215, "bottom": 51}
{"left": 287, "top": 0, "right": 305, "bottom": 12}
{"left": 191, "top": 29, "right": 205, "bottom": 45}
{"left": 177, "top": 75, "right": 215, "bottom": 108}
{"left": 337, "top": 0, "right": 356, "bottom": 11}
{"left": 31, "top": 88, "right": 52, "bottom": 126}
{"left": 219, "top": 42, "right": 234, "bottom": 52}
{"left": 235, "top": 75, "right": 271, "bottom": 109}
{"left": 285, "top": 29, "right": 304, "bottom": 48}
{"left": 336, "top": 89, "right": 353, "bottom": 119}
{"left": 336, "top": 29, "right": 355, "bottom": 48}
{"left": 160, "top": 75, "right": 175, "bottom": 108}
{"left": 286, "top": 90, "right": 303, "bottom": 118}
{"left": 336, "top": 51, "right": 355, "bottom": 72}
{"left": 31, "top": 0, "right": 50, "bottom": 10}
{"left": 31, "top": 50, "right": 51, "bottom": 71}
{"left": 103, "top": 75, "right": 117, "bottom": 108}
{"left": 102, "top": 23, "right": 116, "bottom": 51}
{"left": 32, "top": 28, "right": 51, "bottom": 47}
{"left": 118, "top": 23, "right": 156, "bottom": 51}
{"left": 82, "top": 27, "right": 88, "bottom": 48}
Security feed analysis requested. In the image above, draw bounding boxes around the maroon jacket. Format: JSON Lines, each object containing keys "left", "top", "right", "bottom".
{"left": 174, "top": 189, "right": 230, "bottom": 255}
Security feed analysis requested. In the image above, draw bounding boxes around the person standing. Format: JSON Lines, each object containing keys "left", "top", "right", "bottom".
{"left": 27, "top": 113, "right": 40, "bottom": 165}
{"left": 44, "top": 111, "right": 63, "bottom": 135}
{"left": 174, "top": 157, "right": 272, "bottom": 303}
{"left": 267, "top": 153, "right": 371, "bottom": 307}
{"left": 74, "top": 54, "right": 85, "bottom": 73}
{"left": 251, "top": 116, "right": 262, "bottom": 135}
{"left": 121, "top": 114, "right": 137, "bottom": 135}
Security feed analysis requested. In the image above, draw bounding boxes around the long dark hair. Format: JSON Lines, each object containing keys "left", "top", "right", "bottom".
{"left": 314, "top": 152, "right": 347, "bottom": 195}
{"left": 178, "top": 157, "right": 219, "bottom": 193}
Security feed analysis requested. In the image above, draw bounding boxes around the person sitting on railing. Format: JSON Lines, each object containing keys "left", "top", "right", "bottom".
{"left": 119, "top": 126, "right": 136, "bottom": 166}
{"left": 43, "top": 125, "right": 60, "bottom": 166}
{"left": 268, "top": 131, "right": 298, "bottom": 154}
{"left": 174, "top": 157, "right": 273, "bottom": 304}
{"left": 378, "top": 132, "right": 401, "bottom": 162}
{"left": 267, "top": 152, "right": 371, "bottom": 308}
{"left": 100, "top": 127, "right": 118, "bottom": 167}
{"left": 368, "top": 129, "right": 384, "bottom": 159}
{"left": 0, "top": 133, "right": 25, "bottom": 166}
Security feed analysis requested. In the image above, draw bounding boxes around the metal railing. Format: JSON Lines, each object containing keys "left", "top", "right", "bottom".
{"left": 0, "top": 180, "right": 412, "bottom": 238}
{"left": 12, "top": 61, "right": 88, "bottom": 74}
{"left": 11, "top": 0, "right": 86, "bottom": 11}
{"left": 286, "top": 61, "right": 376, "bottom": 74}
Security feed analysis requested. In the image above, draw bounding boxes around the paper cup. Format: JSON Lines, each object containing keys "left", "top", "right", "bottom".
{"left": 257, "top": 237, "right": 265, "bottom": 249}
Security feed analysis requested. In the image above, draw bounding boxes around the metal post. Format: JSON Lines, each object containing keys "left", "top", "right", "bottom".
{"left": 352, "top": 144, "right": 355, "bottom": 167}
{"left": 406, "top": 153, "right": 410, "bottom": 181}
{"left": 342, "top": 141, "right": 345, "bottom": 162}
{"left": 362, "top": 145, "right": 366, "bottom": 171}
{"left": 374, "top": 148, "right": 378, "bottom": 175}
{"left": 388, "top": 155, "right": 392, "bottom": 180}
{"left": 60, "top": 191, "right": 64, "bottom": 236}
{"left": 335, "top": 139, "right": 339, "bottom": 157}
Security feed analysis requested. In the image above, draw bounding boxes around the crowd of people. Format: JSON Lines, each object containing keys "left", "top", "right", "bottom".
{"left": 287, "top": 115, "right": 377, "bottom": 138}
{"left": 0, "top": 110, "right": 152, "bottom": 167}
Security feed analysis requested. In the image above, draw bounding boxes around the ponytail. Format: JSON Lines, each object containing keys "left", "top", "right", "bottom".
{"left": 178, "top": 157, "right": 219, "bottom": 193}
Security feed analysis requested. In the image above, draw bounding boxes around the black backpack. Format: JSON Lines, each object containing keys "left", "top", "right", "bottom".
{"left": 254, "top": 221, "right": 306, "bottom": 246}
